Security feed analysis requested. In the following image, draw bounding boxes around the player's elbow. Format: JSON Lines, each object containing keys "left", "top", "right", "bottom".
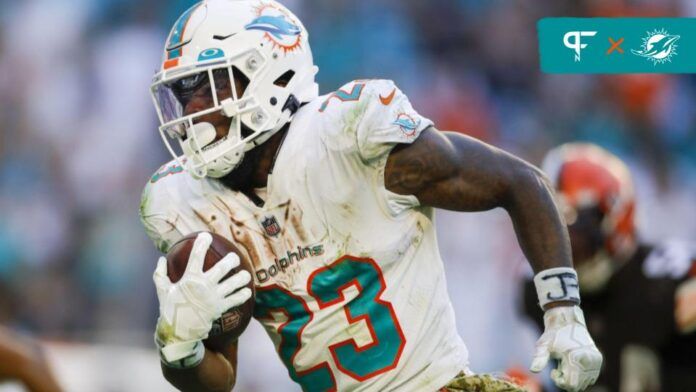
{"left": 526, "top": 164, "right": 554, "bottom": 196}
{"left": 502, "top": 161, "right": 555, "bottom": 211}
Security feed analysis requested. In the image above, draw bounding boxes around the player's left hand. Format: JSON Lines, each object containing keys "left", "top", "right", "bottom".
{"left": 530, "top": 306, "right": 602, "bottom": 391}
{"left": 153, "top": 232, "right": 252, "bottom": 366}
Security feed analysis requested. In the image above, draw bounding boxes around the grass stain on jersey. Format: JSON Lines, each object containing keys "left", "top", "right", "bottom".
{"left": 343, "top": 100, "right": 369, "bottom": 138}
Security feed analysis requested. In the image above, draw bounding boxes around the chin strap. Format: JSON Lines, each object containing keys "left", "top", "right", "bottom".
{"left": 251, "top": 95, "right": 301, "bottom": 147}
{"left": 282, "top": 94, "right": 301, "bottom": 115}
{"left": 189, "top": 94, "right": 302, "bottom": 178}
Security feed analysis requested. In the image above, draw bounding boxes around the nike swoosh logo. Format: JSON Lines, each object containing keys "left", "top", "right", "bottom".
{"left": 379, "top": 88, "right": 397, "bottom": 105}
{"left": 213, "top": 33, "right": 237, "bottom": 41}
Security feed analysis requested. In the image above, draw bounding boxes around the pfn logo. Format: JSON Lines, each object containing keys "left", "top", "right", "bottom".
{"left": 563, "top": 31, "right": 597, "bottom": 62}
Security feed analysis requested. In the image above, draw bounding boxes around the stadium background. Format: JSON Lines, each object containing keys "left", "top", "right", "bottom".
{"left": 0, "top": 0, "right": 694, "bottom": 390}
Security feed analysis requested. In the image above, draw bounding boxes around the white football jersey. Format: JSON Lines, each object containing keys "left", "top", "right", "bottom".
{"left": 141, "top": 80, "right": 469, "bottom": 391}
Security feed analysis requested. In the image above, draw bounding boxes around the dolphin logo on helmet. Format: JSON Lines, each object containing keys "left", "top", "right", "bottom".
{"left": 245, "top": 15, "right": 301, "bottom": 39}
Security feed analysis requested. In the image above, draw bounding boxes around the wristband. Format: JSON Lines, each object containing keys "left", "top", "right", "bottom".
{"left": 533, "top": 267, "right": 581, "bottom": 309}
{"left": 156, "top": 337, "right": 205, "bottom": 369}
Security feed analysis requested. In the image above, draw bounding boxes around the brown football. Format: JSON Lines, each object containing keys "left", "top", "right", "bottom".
{"left": 166, "top": 232, "right": 255, "bottom": 352}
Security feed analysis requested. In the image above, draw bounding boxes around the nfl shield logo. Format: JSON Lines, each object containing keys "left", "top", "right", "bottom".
{"left": 261, "top": 216, "right": 281, "bottom": 237}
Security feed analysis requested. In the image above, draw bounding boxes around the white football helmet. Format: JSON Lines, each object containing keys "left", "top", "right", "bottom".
{"left": 151, "top": 0, "right": 319, "bottom": 178}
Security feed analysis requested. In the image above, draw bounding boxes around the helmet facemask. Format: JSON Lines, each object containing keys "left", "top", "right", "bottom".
{"left": 151, "top": 0, "right": 319, "bottom": 179}
{"left": 152, "top": 48, "right": 291, "bottom": 179}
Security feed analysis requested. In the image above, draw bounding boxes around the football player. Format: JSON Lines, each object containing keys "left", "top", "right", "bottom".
{"left": 140, "top": 1, "right": 602, "bottom": 391}
{"left": 0, "top": 325, "right": 63, "bottom": 392}
{"left": 522, "top": 143, "right": 696, "bottom": 391}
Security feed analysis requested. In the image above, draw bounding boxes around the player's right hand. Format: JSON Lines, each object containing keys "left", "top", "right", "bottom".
{"left": 530, "top": 306, "right": 602, "bottom": 392}
{"left": 153, "top": 232, "right": 252, "bottom": 364}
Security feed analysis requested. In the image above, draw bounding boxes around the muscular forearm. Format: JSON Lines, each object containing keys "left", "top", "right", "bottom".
{"left": 162, "top": 348, "right": 236, "bottom": 392}
{"left": 501, "top": 164, "right": 573, "bottom": 273}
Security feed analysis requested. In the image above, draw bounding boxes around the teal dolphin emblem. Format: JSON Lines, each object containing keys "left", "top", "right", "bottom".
{"left": 245, "top": 15, "right": 301, "bottom": 39}
{"left": 632, "top": 33, "right": 680, "bottom": 61}
{"left": 393, "top": 113, "right": 420, "bottom": 136}
{"left": 394, "top": 117, "right": 418, "bottom": 130}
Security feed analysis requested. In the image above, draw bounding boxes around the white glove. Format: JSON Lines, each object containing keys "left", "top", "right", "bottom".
{"left": 153, "top": 232, "right": 252, "bottom": 367}
{"left": 530, "top": 306, "right": 602, "bottom": 392}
